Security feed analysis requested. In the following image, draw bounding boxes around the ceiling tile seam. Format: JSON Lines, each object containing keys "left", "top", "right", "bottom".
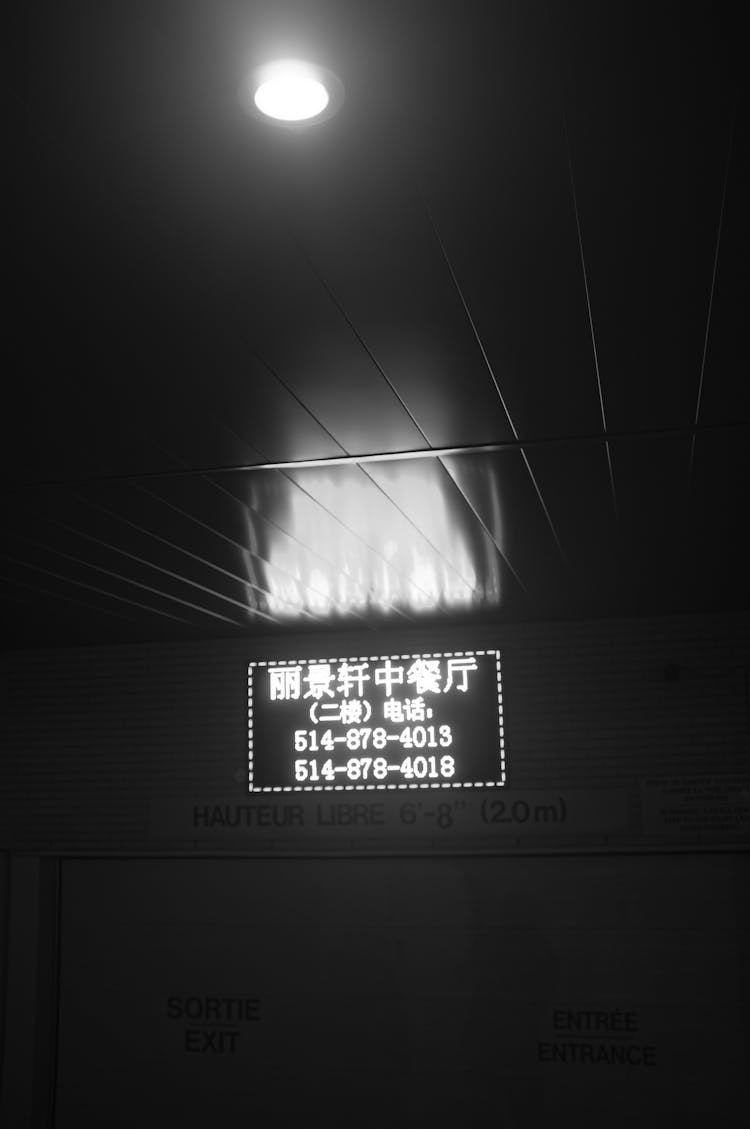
{"left": 172, "top": 357, "right": 405, "bottom": 621}
{"left": 117, "top": 199, "right": 354, "bottom": 466}
{"left": 421, "top": 195, "right": 570, "bottom": 568}
{"left": 0, "top": 572, "right": 136, "bottom": 625}
{"left": 109, "top": 350, "right": 269, "bottom": 478}
{"left": 361, "top": 456, "right": 501, "bottom": 598}
{"left": 275, "top": 470, "right": 418, "bottom": 623}
{"left": 168, "top": 373, "right": 407, "bottom": 621}
{"left": 153, "top": 241, "right": 352, "bottom": 461}
{"left": 0, "top": 552, "right": 191, "bottom": 626}
{"left": 539, "top": 0, "right": 620, "bottom": 553}
{"left": 289, "top": 229, "right": 533, "bottom": 601}
{"left": 196, "top": 413, "right": 266, "bottom": 469}
{"left": 560, "top": 108, "right": 619, "bottom": 533}
{"left": 163, "top": 232, "right": 483, "bottom": 614}
{"left": 111, "top": 399, "right": 380, "bottom": 625}
{"left": 236, "top": 343, "right": 351, "bottom": 459}
{"left": 200, "top": 474, "right": 389, "bottom": 622}
{"left": 263, "top": 468, "right": 450, "bottom": 617}
{"left": 102, "top": 238, "right": 350, "bottom": 470}
{"left": 128, "top": 392, "right": 397, "bottom": 627}
{"left": 291, "top": 233, "right": 432, "bottom": 447}
{"left": 419, "top": 197, "right": 517, "bottom": 438}
{"left": 4, "top": 532, "right": 263, "bottom": 629}
{"left": 432, "top": 455, "right": 538, "bottom": 600}
{"left": 71, "top": 492, "right": 327, "bottom": 625}
{"left": 4, "top": 421, "right": 748, "bottom": 495}
{"left": 689, "top": 103, "right": 737, "bottom": 492}
{"left": 40, "top": 515, "right": 290, "bottom": 625}
{"left": 136, "top": 478, "right": 378, "bottom": 626}
{"left": 53, "top": 393, "right": 359, "bottom": 625}
{"left": 339, "top": 466, "right": 479, "bottom": 599}
{"left": 123, "top": 430, "right": 354, "bottom": 613}
{"left": 436, "top": 461, "right": 529, "bottom": 598}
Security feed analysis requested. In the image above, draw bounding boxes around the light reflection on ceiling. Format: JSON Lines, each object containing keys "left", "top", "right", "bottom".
{"left": 241, "top": 456, "right": 503, "bottom": 622}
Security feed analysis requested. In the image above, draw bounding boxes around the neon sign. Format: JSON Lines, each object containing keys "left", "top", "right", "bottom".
{"left": 248, "top": 650, "right": 505, "bottom": 791}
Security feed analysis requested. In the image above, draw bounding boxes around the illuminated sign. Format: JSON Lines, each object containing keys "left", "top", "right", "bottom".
{"left": 248, "top": 650, "right": 505, "bottom": 792}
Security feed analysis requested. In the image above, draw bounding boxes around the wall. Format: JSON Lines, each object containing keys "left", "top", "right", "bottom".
{"left": 1, "top": 612, "right": 748, "bottom": 853}
{"left": 0, "top": 611, "right": 748, "bottom": 1126}
{"left": 52, "top": 853, "right": 749, "bottom": 1129}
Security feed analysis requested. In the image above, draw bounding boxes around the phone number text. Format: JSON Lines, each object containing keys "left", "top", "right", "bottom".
{"left": 294, "top": 753, "right": 456, "bottom": 783}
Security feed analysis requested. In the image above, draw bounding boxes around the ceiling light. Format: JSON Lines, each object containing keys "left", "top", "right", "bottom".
{"left": 255, "top": 62, "right": 328, "bottom": 121}
{"left": 240, "top": 59, "right": 344, "bottom": 127}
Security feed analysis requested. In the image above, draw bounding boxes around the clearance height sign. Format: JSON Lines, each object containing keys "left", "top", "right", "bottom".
{"left": 248, "top": 649, "right": 505, "bottom": 792}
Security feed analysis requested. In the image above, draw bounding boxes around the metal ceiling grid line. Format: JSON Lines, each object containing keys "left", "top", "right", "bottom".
{"left": 175, "top": 361, "right": 407, "bottom": 621}
{"left": 70, "top": 493, "right": 323, "bottom": 625}
{"left": 0, "top": 553, "right": 192, "bottom": 627}
{"left": 291, "top": 234, "right": 433, "bottom": 446}
{"left": 421, "top": 197, "right": 570, "bottom": 567}
{"left": 135, "top": 400, "right": 413, "bottom": 625}
{"left": 0, "top": 572, "right": 137, "bottom": 626}
{"left": 285, "top": 463, "right": 462, "bottom": 606}
{"left": 197, "top": 414, "right": 266, "bottom": 469}
{"left": 689, "top": 105, "right": 736, "bottom": 490}
{"left": 203, "top": 472, "right": 406, "bottom": 621}
{"left": 241, "top": 343, "right": 351, "bottom": 458}
{"left": 173, "top": 272, "right": 468, "bottom": 619}
{"left": 39, "top": 515, "right": 285, "bottom": 625}
{"left": 86, "top": 349, "right": 385, "bottom": 624}
{"left": 560, "top": 110, "right": 619, "bottom": 531}
{"left": 3, "top": 532, "right": 255, "bottom": 629}
{"left": 134, "top": 480, "right": 374, "bottom": 626}
{"left": 90, "top": 295, "right": 335, "bottom": 493}
{"left": 289, "top": 228, "right": 533, "bottom": 603}
{"left": 86, "top": 157, "right": 353, "bottom": 472}
{"left": 83, "top": 240, "right": 347, "bottom": 478}
{"left": 162, "top": 372, "right": 397, "bottom": 622}
{"left": 266, "top": 467, "right": 451, "bottom": 617}
{"left": 36, "top": 419, "right": 301, "bottom": 625}
{"left": 165, "top": 464, "right": 418, "bottom": 623}
{"left": 436, "top": 460, "right": 529, "bottom": 597}
{"left": 200, "top": 424, "right": 422, "bottom": 623}
{"left": 339, "top": 465, "right": 478, "bottom": 598}
{"left": 55, "top": 400, "right": 363, "bottom": 626}
{"left": 347, "top": 453, "right": 495, "bottom": 605}
{"left": 275, "top": 470, "right": 426, "bottom": 620}
{"left": 137, "top": 399, "right": 264, "bottom": 478}
{"left": 162, "top": 264, "right": 350, "bottom": 463}
{"left": 123, "top": 449, "right": 343, "bottom": 614}
{"left": 4, "top": 421, "right": 745, "bottom": 494}
{"left": 418, "top": 199, "right": 517, "bottom": 438}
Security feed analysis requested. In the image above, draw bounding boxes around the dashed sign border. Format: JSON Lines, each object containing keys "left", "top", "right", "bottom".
{"left": 248, "top": 650, "right": 505, "bottom": 792}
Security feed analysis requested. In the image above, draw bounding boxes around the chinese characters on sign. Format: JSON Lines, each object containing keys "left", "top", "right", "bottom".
{"left": 249, "top": 650, "right": 505, "bottom": 792}
{"left": 270, "top": 655, "right": 478, "bottom": 703}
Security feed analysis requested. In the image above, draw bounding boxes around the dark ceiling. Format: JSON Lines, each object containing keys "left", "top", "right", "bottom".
{"left": 3, "top": 0, "right": 746, "bottom": 650}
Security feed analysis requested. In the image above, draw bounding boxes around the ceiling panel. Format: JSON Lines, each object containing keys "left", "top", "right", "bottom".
{"left": 2, "top": 0, "right": 746, "bottom": 650}
{"left": 1, "top": 533, "right": 207, "bottom": 632}
{"left": 290, "top": 191, "right": 519, "bottom": 449}
{"left": 419, "top": 113, "right": 606, "bottom": 442}
{"left": 691, "top": 147, "right": 746, "bottom": 427}
{"left": 515, "top": 440, "right": 620, "bottom": 607}
{"left": 267, "top": 461, "right": 482, "bottom": 618}
{"left": 687, "top": 429, "right": 750, "bottom": 605}
{"left": 548, "top": 2, "right": 738, "bottom": 435}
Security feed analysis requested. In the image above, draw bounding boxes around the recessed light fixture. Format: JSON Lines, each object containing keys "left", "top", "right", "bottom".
{"left": 240, "top": 59, "right": 344, "bottom": 126}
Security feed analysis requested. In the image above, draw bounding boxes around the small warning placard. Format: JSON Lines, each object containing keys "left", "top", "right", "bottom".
{"left": 640, "top": 774, "right": 750, "bottom": 839}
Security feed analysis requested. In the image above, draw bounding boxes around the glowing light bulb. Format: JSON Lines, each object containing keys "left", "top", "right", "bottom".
{"left": 255, "top": 62, "right": 328, "bottom": 121}
{"left": 241, "top": 59, "right": 343, "bottom": 126}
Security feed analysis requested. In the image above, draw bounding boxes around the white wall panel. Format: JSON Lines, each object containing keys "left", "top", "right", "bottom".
{"left": 3, "top": 614, "right": 749, "bottom": 854}
{"left": 54, "top": 854, "right": 748, "bottom": 1128}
